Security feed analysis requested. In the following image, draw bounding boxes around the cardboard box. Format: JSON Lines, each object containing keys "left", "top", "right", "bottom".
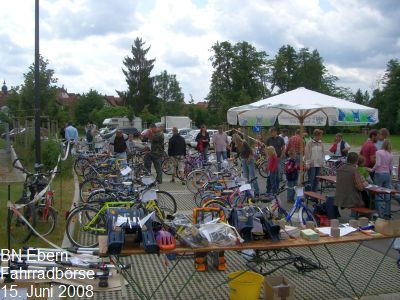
{"left": 374, "top": 218, "right": 400, "bottom": 236}
{"left": 264, "top": 276, "right": 295, "bottom": 300}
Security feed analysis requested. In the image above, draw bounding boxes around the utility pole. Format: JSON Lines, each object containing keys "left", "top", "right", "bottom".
{"left": 34, "top": 0, "right": 41, "bottom": 164}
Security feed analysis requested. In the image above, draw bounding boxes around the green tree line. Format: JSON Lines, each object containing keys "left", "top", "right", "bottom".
{"left": 4, "top": 39, "right": 400, "bottom": 132}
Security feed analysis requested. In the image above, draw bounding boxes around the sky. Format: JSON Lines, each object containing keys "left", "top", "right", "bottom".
{"left": 1, "top": 0, "right": 399, "bottom": 103}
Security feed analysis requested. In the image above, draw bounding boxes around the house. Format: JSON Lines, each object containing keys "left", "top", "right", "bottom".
{"left": 56, "top": 86, "right": 79, "bottom": 107}
{"left": 195, "top": 101, "right": 208, "bottom": 109}
{"left": 104, "top": 96, "right": 123, "bottom": 107}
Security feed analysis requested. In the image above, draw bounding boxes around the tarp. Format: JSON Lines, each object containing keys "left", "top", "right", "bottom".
{"left": 227, "top": 87, "right": 378, "bottom": 126}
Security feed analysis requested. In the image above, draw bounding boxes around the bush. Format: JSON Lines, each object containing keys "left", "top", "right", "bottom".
{"left": 42, "top": 139, "right": 61, "bottom": 171}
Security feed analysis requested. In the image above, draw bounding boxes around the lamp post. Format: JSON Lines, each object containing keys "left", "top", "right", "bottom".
{"left": 34, "top": 0, "right": 41, "bottom": 164}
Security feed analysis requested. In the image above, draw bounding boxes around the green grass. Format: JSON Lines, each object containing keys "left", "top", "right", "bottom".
{"left": 0, "top": 176, "right": 74, "bottom": 249}
{"left": 324, "top": 133, "right": 400, "bottom": 151}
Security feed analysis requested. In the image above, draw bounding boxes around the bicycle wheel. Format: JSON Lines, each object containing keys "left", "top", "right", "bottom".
{"left": 156, "top": 190, "right": 177, "bottom": 214}
{"left": 162, "top": 157, "right": 175, "bottom": 175}
{"left": 80, "top": 179, "right": 107, "bottom": 202}
{"left": 298, "top": 207, "right": 318, "bottom": 227}
{"left": 186, "top": 170, "right": 209, "bottom": 194}
{"left": 202, "top": 199, "right": 227, "bottom": 209}
{"left": 268, "top": 205, "right": 291, "bottom": 225}
{"left": 258, "top": 160, "right": 269, "bottom": 178}
{"left": 34, "top": 205, "right": 57, "bottom": 237}
{"left": 74, "top": 157, "right": 90, "bottom": 177}
{"left": 66, "top": 205, "right": 105, "bottom": 248}
{"left": 9, "top": 204, "right": 36, "bottom": 243}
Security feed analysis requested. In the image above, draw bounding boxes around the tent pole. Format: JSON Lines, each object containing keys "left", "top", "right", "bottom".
{"left": 299, "top": 118, "right": 305, "bottom": 186}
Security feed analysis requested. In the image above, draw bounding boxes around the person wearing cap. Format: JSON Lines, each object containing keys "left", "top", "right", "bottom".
{"left": 144, "top": 124, "right": 165, "bottom": 184}
{"left": 329, "top": 133, "right": 350, "bottom": 157}
{"left": 109, "top": 129, "right": 129, "bottom": 162}
{"left": 168, "top": 127, "right": 186, "bottom": 182}
{"left": 305, "top": 129, "right": 325, "bottom": 192}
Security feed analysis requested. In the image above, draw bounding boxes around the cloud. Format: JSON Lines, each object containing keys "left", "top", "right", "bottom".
{"left": 1, "top": 0, "right": 399, "bottom": 103}
{"left": 164, "top": 51, "right": 200, "bottom": 68}
{"left": 40, "top": 0, "right": 141, "bottom": 40}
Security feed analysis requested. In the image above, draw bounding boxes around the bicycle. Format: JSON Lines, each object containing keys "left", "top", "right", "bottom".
{"left": 66, "top": 197, "right": 168, "bottom": 248}
{"left": 264, "top": 187, "right": 318, "bottom": 226}
{"left": 10, "top": 159, "right": 57, "bottom": 242}
{"left": 201, "top": 178, "right": 257, "bottom": 209}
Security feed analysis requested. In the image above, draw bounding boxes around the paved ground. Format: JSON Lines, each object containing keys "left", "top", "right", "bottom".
{"left": 2, "top": 146, "right": 400, "bottom": 299}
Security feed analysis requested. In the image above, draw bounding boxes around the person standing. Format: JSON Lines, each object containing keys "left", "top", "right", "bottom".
{"left": 285, "top": 129, "right": 302, "bottom": 165}
{"left": 108, "top": 129, "right": 129, "bottom": 161}
{"left": 144, "top": 124, "right": 165, "bottom": 184}
{"left": 285, "top": 149, "right": 299, "bottom": 202}
{"left": 196, "top": 125, "right": 210, "bottom": 162}
{"left": 265, "top": 127, "right": 285, "bottom": 192}
{"left": 236, "top": 137, "right": 260, "bottom": 197}
{"left": 360, "top": 129, "right": 378, "bottom": 179}
{"left": 93, "top": 130, "right": 104, "bottom": 153}
{"left": 304, "top": 129, "right": 325, "bottom": 192}
{"left": 213, "top": 126, "right": 229, "bottom": 170}
{"left": 265, "top": 146, "right": 279, "bottom": 195}
{"left": 65, "top": 122, "right": 79, "bottom": 154}
{"left": 372, "top": 140, "right": 393, "bottom": 218}
{"left": 375, "top": 128, "right": 389, "bottom": 150}
{"left": 329, "top": 133, "right": 350, "bottom": 157}
{"left": 279, "top": 128, "right": 289, "bottom": 148}
{"left": 168, "top": 127, "right": 186, "bottom": 182}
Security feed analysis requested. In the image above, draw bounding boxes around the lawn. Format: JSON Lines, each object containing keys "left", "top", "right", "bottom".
{"left": 324, "top": 133, "right": 400, "bottom": 151}
{"left": 0, "top": 161, "right": 75, "bottom": 250}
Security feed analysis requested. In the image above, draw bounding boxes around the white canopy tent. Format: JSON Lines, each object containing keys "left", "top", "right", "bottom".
{"left": 227, "top": 87, "right": 379, "bottom": 180}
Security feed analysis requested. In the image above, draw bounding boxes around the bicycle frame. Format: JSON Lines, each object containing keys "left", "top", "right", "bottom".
{"left": 82, "top": 200, "right": 163, "bottom": 234}
{"left": 284, "top": 196, "right": 312, "bottom": 223}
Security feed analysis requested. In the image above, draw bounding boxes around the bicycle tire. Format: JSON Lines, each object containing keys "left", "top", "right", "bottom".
{"left": 298, "top": 206, "right": 318, "bottom": 227}
{"left": 258, "top": 160, "right": 269, "bottom": 178}
{"left": 186, "top": 170, "right": 209, "bottom": 194}
{"left": 162, "top": 157, "right": 175, "bottom": 175}
{"left": 80, "top": 178, "right": 107, "bottom": 202}
{"left": 66, "top": 205, "right": 106, "bottom": 248}
{"left": 34, "top": 205, "right": 57, "bottom": 237}
{"left": 202, "top": 199, "right": 227, "bottom": 209}
{"left": 155, "top": 190, "right": 177, "bottom": 214}
{"left": 9, "top": 204, "right": 36, "bottom": 243}
{"left": 73, "top": 157, "right": 90, "bottom": 177}
{"left": 268, "top": 205, "right": 292, "bottom": 226}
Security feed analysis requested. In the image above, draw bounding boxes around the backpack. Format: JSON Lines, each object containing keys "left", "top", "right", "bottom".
{"left": 285, "top": 159, "right": 298, "bottom": 181}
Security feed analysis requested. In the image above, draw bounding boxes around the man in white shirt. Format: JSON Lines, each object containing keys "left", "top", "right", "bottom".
{"left": 212, "top": 125, "right": 229, "bottom": 170}
{"left": 332, "top": 133, "right": 350, "bottom": 157}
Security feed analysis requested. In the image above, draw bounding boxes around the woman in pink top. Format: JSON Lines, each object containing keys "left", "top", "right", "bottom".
{"left": 372, "top": 140, "right": 393, "bottom": 218}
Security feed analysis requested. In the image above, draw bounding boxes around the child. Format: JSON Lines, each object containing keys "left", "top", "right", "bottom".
{"left": 266, "top": 146, "right": 279, "bottom": 195}
{"left": 357, "top": 155, "right": 372, "bottom": 183}
{"left": 285, "top": 149, "right": 299, "bottom": 202}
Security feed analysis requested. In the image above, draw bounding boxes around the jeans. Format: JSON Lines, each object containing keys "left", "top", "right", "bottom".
{"left": 201, "top": 147, "right": 209, "bottom": 162}
{"left": 216, "top": 151, "right": 227, "bottom": 170}
{"left": 307, "top": 167, "right": 320, "bottom": 192}
{"left": 144, "top": 153, "right": 163, "bottom": 183}
{"left": 268, "top": 171, "right": 279, "bottom": 195}
{"left": 287, "top": 179, "right": 296, "bottom": 202}
{"left": 242, "top": 158, "right": 260, "bottom": 195}
{"left": 374, "top": 172, "right": 391, "bottom": 218}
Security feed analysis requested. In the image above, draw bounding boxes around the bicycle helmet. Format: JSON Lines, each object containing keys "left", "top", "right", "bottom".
{"left": 156, "top": 230, "right": 176, "bottom": 251}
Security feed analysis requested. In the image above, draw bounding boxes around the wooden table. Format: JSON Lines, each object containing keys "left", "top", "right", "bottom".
{"left": 109, "top": 231, "right": 400, "bottom": 300}
{"left": 317, "top": 175, "right": 337, "bottom": 193}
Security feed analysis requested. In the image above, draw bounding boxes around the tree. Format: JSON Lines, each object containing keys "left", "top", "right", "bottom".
{"left": 270, "top": 46, "right": 342, "bottom": 96}
{"left": 370, "top": 59, "right": 400, "bottom": 132}
{"left": 353, "top": 89, "right": 370, "bottom": 105}
{"left": 7, "top": 56, "right": 58, "bottom": 118}
{"left": 154, "top": 70, "right": 185, "bottom": 116}
{"left": 74, "top": 89, "right": 104, "bottom": 125}
{"left": 119, "top": 37, "right": 156, "bottom": 115}
{"left": 207, "top": 41, "right": 270, "bottom": 122}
